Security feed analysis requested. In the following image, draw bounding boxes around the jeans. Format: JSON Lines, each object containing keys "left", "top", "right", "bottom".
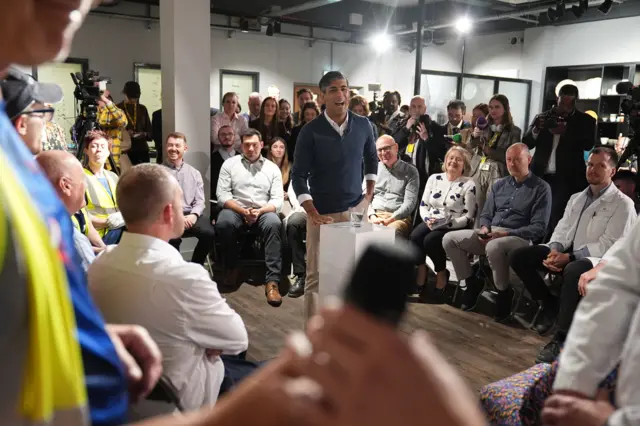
{"left": 102, "top": 227, "right": 124, "bottom": 244}
{"left": 215, "top": 209, "right": 282, "bottom": 283}
{"left": 169, "top": 215, "right": 216, "bottom": 265}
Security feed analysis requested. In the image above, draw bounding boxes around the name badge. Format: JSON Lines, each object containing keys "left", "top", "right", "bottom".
{"left": 406, "top": 143, "right": 415, "bottom": 154}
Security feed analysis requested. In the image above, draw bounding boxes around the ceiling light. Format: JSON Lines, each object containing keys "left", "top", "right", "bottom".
{"left": 266, "top": 23, "right": 274, "bottom": 36}
{"left": 239, "top": 18, "right": 249, "bottom": 33}
{"left": 455, "top": 16, "right": 473, "bottom": 33}
{"left": 369, "top": 32, "right": 393, "bottom": 52}
{"left": 598, "top": 0, "right": 613, "bottom": 14}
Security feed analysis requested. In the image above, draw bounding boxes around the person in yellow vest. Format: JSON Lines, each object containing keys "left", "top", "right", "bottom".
{"left": 83, "top": 129, "right": 125, "bottom": 244}
{"left": 36, "top": 150, "right": 106, "bottom": 271}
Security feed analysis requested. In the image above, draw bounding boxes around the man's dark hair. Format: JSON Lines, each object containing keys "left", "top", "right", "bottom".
{"left": 319, "top": 71, "right": 348, "bottom": 93}
{"left": 591, "top": 146, "right": 619, "bottom": 168}
{"left": 447, "top": 100, "right": 467, "bottom": 114}
{"left": 241, "top": 128, "right": 262, "bottom": 142}
{"left": 383, "top": 91, "right": 402, "bottom": 105}
{"left": 297, "top": 88, "right": 313, "bottom": 98}
{"left": 559, "top": 84, "right": 579, "bottom": 99}
{"left": 613, "top": 169, "right": 636, "bottom": 183}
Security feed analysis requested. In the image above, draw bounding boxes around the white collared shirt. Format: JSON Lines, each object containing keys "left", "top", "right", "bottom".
{"left": 324, "top": 110, "right": 349, "bottom": 136}
{"left": 219, "top": 148, "right": 237, "bottom": 161}
{"left": 88, "top": 232, "right": 248, "bottom": 411}
{"left": 546, "top": 134, "right": 561, "bottom": 174}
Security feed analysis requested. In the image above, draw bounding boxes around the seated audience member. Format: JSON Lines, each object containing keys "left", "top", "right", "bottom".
{"left": 83, "top": 130, "right": 125, "bottom": 244}
{"left": 89, "top": 164, "right": 248, "bottom": 411}
{"left": 368, "top": 135, "right": 419, "bottom": 237}
{"left": 288, "top": 101, "right": 320, "bottom": 160}
{"left": 349, "top": 95, "right": 378, "bottom": 136}
{"left": 292, "top": 88, "right": 314, "bottom": 125}
{"left": 249, "top": 96, "right": 287, "bottom": 148}
{"left": 97, "top": 89, "right": 128, "bottom": 168}
{"left": 267, "top": 137, "right": 291, "bottom": 192}
{"left": 164, "top": 132, "right": 216, "bottom": 265}
{"left": 523, "top": 84, "right": 597, "bottom": 236}
{"left": 411, "top": 146, "right": 477, "bottom": 299}
{"left": 510, "top": 147, "right": 635, "bottom": 344}
{"left": 216, "top": 128, "right": 284, "bottom": 306}
{"left": 211, "top": 125, "right": 241, "bottom": 219}
{"left": 613, "top": 169, "right": 640, "bottom": 212}
{"left": 243, "top": 92, "right": 262, "bottom": 123}
{"left": 392, "top": 96, "right": 446, "bottom": 196}
{"left": 37, "top": 150, "right": 106, "bottom": 271}
{"left": 212, "top": 92, "right": 248, "bottom": 151}
{"left": 279, "top": 98, "right": 294, "bottom": 136}
{"left": 468, "top": 95, "right": 521, "bottom": 216}
{"left": 544, "top": 219, "right": 640, "bottom": 426}
{"left": 443, "top": 143, "right": 551, "bottom": 320}
{"left": 282, "top": 183, "right": 307, "bottom": 298}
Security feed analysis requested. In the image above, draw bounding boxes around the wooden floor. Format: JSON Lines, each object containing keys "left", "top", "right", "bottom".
{"left": 224, "top": 282, "right": 546, "bottom": 393}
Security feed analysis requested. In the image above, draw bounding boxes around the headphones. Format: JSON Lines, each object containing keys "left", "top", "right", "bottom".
{"left": 490, "top": 124, "right": 504, "bottom": 132}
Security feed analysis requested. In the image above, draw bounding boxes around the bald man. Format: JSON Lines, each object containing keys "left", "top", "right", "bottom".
{"left": 368, "top": 135, "right": 419, "bottom": 237}
{"left": 36, "top": 150, "right": 105, "bottom": 270}
{"left": 443, "top": 143, "right": 551, "bottom": 322}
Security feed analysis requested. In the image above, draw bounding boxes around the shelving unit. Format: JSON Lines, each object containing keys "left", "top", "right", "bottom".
{"left": 543, "top": 63, "right": 638, "bottom": 140}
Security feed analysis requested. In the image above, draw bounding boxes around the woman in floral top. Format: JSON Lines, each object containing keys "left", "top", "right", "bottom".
{"left": 410, "top": 146, "right": 477, "bottom": 299}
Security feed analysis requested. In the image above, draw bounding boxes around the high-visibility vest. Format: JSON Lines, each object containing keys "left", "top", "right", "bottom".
{"left": 71, "top": 207, "right": 91, "bottom": 236}
{"left": 83, "top": 168, "right": 119, "bottom": 237}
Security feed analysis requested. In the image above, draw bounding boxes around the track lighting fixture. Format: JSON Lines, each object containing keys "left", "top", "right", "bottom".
{"left": 273, "top": 21, "right": 281, "bottom": 33}
{"left": 239, "top": 18, "right": 249, "bottom": 33}
{"left": 266, "top": 23, "right": 274, "bottom": 36}
{"left": 572, "top": 0, "right": 588, "bottom": 18}
{"left": 598, "top": 0, "right": 613, "bottom": 15}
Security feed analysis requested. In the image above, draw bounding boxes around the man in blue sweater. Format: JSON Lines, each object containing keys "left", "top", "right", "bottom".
{"left": 291, "top": 71, "right": 378, "bottom": 321}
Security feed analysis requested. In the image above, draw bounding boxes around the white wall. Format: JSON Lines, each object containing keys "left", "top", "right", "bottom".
{"left": 66, "top": 12, "right": 524, "bottom": 110}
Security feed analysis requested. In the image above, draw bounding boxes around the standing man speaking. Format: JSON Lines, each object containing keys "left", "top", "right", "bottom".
{"left": 291, "top": 71, "right": 378, "bottom": 321}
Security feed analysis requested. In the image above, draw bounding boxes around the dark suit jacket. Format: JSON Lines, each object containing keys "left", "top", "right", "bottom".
{"left": 151, "top": 109, "right": 162, "bottom": 164}
{"left": 523, "top": 110, "right": 597, "bottom": 190}
{"left": 210, "top": 150, "right": 241, "bottom": 219}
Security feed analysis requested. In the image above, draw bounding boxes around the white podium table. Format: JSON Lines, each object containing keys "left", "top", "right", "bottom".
{"left": 318, "top": 222, "right": 395, "bottom": 303}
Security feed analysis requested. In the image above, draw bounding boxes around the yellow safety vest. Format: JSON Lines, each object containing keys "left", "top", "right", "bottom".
{"left": 71, "top": 207, "right": 91, "bottom": 237}
{"left": 83, "top": 168, "right": 119, "bottom": 237}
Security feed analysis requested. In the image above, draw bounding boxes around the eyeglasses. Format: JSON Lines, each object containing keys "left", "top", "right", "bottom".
{"left": 376, "top": 145, "right": 394, "bottom": 153}
{"left": 15, "top": 108, "right": 55, "bottom": 122}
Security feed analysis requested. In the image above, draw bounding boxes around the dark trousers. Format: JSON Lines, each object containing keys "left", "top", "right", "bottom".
{"left": 215, "top": 209, "right": 282, "bottom": 283}
{"left": 169, "top": 215, "right": 216, "bottom": 265}
{"left": 128, "top": 145, "right": 150, "bottom": 165}
{"left": 543, "top": 174, "right": 578, "bottom": 239}
{"left": 409, "top": 223, "right": 449, "bottom": 272}
{"left": 510, "top": 245, "right": 593, "bottom": 333}
{"left": 282, "top": 212, "right": 307, "bottom": 277}
{"left": 103, "top": 227, "right": 124, "bottom": 245}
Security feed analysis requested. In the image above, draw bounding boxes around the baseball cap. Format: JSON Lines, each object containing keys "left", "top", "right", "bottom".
{"left": 0, "top": 67, "right": 63, "bottom": 120}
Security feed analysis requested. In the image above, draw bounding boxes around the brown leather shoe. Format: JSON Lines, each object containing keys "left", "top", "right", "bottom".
{"left": 265, "top": 281, "right": 282, "bottom": 307}
{"left": 224, "top": 268, "right": 241, "bottom": 288}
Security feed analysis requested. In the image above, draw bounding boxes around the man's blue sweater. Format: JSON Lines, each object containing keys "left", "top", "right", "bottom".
{"left": 291, "top": 112, "right": 378, "bottom": 215}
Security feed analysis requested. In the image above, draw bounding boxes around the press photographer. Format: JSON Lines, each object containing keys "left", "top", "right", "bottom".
{"left": 523, "top": 84, "right": 597, "bottom": 235}
{"left": 374, "top": 90, "right": 405, "bottom": 135}
{"left": 392, "top": 96, "right": 446, "bottom": 195}
{"left": 96, "top": 89, "right": 128, "bottom": 170}
{"left": 116, "top": 81, "right": 152, "bottom": 165}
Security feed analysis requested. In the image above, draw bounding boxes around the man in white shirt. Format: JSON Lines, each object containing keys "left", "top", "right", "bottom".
{"left": 216, "top": 128, "right": 284, "bottom": 307}
{"left": 510, "top": 146, "right": 636, "bottom": 362}
{"left": 88, "top": 164, "right": 248, "bottom": 411}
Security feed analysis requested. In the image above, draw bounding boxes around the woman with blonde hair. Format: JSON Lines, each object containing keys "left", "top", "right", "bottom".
{"left": 267, "top": 137, "right": 291, "bottom": 193}
{"left": 410, "top": 145, "right": 477, "bottom": 301}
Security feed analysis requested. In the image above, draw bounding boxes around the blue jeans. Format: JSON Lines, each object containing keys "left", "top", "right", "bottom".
{"left": 102, "top": 227, "right": 124, "bottom": 244}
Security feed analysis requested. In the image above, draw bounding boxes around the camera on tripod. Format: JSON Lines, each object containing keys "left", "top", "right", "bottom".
{"left": 70, "top": 70, "right": 117, "bottom": 170}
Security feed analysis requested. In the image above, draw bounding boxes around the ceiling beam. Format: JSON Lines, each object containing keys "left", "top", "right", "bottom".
{"left": 509, "top": 15, "right": 539, "bottom": 24}
{"left": 265, "top": 0, "right": 342, "bottom": 17}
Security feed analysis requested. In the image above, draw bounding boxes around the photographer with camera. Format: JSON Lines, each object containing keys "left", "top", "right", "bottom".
{"left": 117, "top": 81, "right": 152, "bottom": 165}
{"left": 376, "top": 91, "right": 405, "bottom": 135}
{"left": 96, "top": 89, "right": 127, "bottom": 170}
{"left": 524, "top": 84, "right": 597, "bottom": 236}
{"left": 392, "top": 96, "right": 446, "bottom": 197}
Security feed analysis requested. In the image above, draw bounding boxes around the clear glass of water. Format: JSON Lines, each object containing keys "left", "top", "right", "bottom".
{"left": 349, "top": 206, "right": 365, "bottom": 227}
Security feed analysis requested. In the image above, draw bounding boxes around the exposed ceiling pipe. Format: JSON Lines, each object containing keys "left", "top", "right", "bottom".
{"left": 265, "top": 0, "right": 342, "bottom": 17}
{"left": 393, "top": 0, "right": 622, "bottom": 34}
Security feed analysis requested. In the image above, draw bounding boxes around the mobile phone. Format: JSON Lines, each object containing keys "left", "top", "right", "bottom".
{"left": 342, "top": 241, "right": 419, "bottom": 327}
{"left": 477, "top": 232, "right": 491, "bottom": 240}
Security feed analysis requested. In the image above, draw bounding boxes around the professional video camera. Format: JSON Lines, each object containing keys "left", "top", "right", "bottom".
{"left": 615, "top": 81, "right": 640, "bottom": 170}
{"left": 70, "top": 70, "right": 117, "bottom": 171}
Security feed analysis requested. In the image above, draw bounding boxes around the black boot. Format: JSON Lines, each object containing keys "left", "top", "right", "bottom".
{"left": 494, "top": 287, "right": 514, "bottom": 323}
{"left": 535, "top": 339, "right": 562, "bottom": 364}
{"left": 534, "top": 298, "right": 559, "bottom": 335}
{"left": 460, "top": 276, "right": 485, "bottom": 311}
{"left": 288, "top": 275, "right": 305, "bottom": 298}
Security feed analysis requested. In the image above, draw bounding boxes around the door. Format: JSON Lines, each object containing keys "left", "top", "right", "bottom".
{"left": 36, "top": 60, "right": 86, "bottom": 150}
{"left": 220, "top": 71, "right": 259, "bottom": 112}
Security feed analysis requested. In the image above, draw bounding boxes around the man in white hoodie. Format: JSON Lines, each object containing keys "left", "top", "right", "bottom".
{"left": 88, "top": 164, "right": 248, "bottom": 411}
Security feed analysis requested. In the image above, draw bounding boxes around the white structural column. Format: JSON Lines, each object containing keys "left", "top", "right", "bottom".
{"left": 160, "top": 0, "right": 212, "bottom": 197}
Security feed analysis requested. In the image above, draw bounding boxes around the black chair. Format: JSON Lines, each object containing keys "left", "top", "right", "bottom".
{"left": 146, "top": 375, "right": 184, "bottom": 412}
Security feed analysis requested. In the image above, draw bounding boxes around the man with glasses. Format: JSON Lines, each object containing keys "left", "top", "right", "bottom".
{"left": 1, "top": 67, "right": 59, "bottom": 155}
{"left": 368, "top": 135, "right": 419, "bottom": 237}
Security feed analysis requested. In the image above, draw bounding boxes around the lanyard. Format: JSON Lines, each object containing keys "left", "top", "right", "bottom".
{"left": 123, "top": 102, "right": 138, "bottom": 129}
